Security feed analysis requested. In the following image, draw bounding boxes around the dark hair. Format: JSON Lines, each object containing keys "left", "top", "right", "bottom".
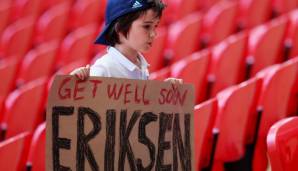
{"left": 105, "top": 1, "right": 166, "bottom": 46}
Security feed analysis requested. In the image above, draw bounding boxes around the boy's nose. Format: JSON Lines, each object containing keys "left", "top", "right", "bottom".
{"left": 150, "top": 30, "right": 157, "bottom": 38}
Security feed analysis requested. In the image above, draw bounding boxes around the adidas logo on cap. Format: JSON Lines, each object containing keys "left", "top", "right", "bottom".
{"left": 132, "top": 0, "right": 142, "bottom": 8}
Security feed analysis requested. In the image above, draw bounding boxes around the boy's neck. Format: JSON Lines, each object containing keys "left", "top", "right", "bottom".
{"left": 114, "top": 44, "right": 140, "bottom": 65}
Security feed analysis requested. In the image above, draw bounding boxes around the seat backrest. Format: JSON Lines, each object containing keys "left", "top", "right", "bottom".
{"left": 194, "top": 99, "right": 217, "bottom": 170}
{"left": 69, "top": 0, "right": 101, "bottom": 30}
{"left": 209, "top": 32, "right": 247, "bottom": 97}
{"left": 286, "top": 10, "right": 298, "bottom": 59}
{"left": 41, "top": 0, "right": 74, "bottom": 12}
{"left": 2, "top": 78, "right": 47, "bottom": 139}
{"left": 267, "top": 116, "right": 298, "bottom": 171}
{"left": 0, "top": 17, "right": 35, "bottom": 62}
{"left": 253, "top": 61, "right": 298, "bottom": 171}
{"left": 26, "top": 122, "right": 45, "bottom": 171}
{"left": 171, "top": 50, "right": 210, "bottom": 103}
{"left": 0, "top": 1, "right": 11, "bottom": 36}
{"left": 11, "top": 0, "right": 42, "bottom": 21}
{"left": 167, "top": 12, "right": 202, "bottom": 63}
{"left": 0, "top": 59, "right": 18, "bottom": 97}
{"left": 0, "top": 59, "right": 19, "bottom": 121}
{"left": 214, "top": 77, "right": 261, "bottom": 162}
{"left": 0, "top": 132, "right": 31, "bottom": 171}
{"left": 238, "top": 0, "right": 272, "bottom": 29}
{"left": 58, "top": 24, "right": 97, "bottom": 66}
{"left": 35, "top": 2, "right": 70, "bottom": 44}
{"left": 272, "top": 0, "right": 297, "bottom": 15}
{"left": 202, "top": 1, "right": 237, "bottom": 46}
{"left": 248, "top": 16, "right": 288, "bottom": 76}
{"left": 143, "top": 28, "right": 167, "bottom": 73}
{"left": 287, "top": 57, "right": 298, "bottom": 116}
{"left": 18, "top": 41, "right": 59, "bottom": 85}
{"left": 256, "top": 61, "right": 298, "bottom": 139}
{"left": 167, "top": 0, "right": 200, "bottom": 20}
{"left": 149, "top": 66, "right": 171, "bottom": 81}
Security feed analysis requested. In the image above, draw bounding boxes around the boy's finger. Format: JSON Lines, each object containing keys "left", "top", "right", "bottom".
{"left": 83, "top": 69, "right": 88, "bottom": 79}
{"left": 75, "top": 73, "right": 81, "bottom": 79}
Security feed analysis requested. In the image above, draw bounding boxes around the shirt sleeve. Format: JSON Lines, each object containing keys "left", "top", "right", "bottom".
{"left": 90, "top": 65, "right": 107, "bottom": 77}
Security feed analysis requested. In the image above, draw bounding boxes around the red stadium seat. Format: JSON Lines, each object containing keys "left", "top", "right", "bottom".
{"left": 0, "top": 78, "right": 47, "bottom": 139}
{"left": 26, "top": 122, "right": 45, "bottom": 171}
{"left": 69, "top": 0, "right": 102, "bottom": 30}
{"left": 17, "top": 41, "right": 59, "bottom": 85}
{"left": 194, "top": 99, "right": 217, "bottom": 170}
{"left": 42, "top": 0, "right": 74, "bottom": 12}
{"left": 11, "top": 0, "right": 42, "bottom": 21}
{"left": 34, "top": 2, "right": 70, "bottom": 44}
{"left": 166, "top": 12, "right": 202, "bottom": 63}
{"left": 267, "top": 117, "right": 298, "bottom": 171}
{"left": 149, "top": 66, "right": 171, "bottom": 81}
{"left": 285, "top": 10, "right": 298, "bottom": 60}
{"left": 143, "top": 27, "right": 167, "bottom": 73}
{"left": 0, "top": 59, "right": 19, "bottom": 120}
{"left": 201, "top": 1, "right": 237, "bottom": 46}
{"left": 48, "top": 59, "right": 89, "bottom": 92}
{"left": 247, "top": 16, "right": 288, "bottom": 77}
{"left": 272, "top": 0, "right": 297, "bottom": 15}
{"left": 208, "top": 32, "right": 247, "bottom": 97}
{"left": 0, "top": 132, "right": 31, "bottom": 171}
{"left": 171, "top": 50, "right": 210, "bottom": 103}
{"left": 197, "top": 0, "right": 221, "bottom": 11}
{"left": 253, "top": 61, "right": 298, "bottom": 171}
{"left": 0, "top": 17, "right": 35, "bottom": 62}
{"left": 0, "top": 1, "right": 11, "bottom": 36}
{"left": 55, "top": 59, "right": 88, "bottom": 75}
{"left": 212, "top": 77, "right": 261, "bottom": 170}
{"left": 0, "top": 59, "right": 18, "bottom": 97}
{"left": 237, "top": 0, "right": 272, "bottom": 29}
{"left": 58, "top": 24, "right": 97, "bottom": 66}
{"left": 164, "top": 0, "right": 200, "bottom": 21}
{"left": 287, "top": 57, "right": 298, "bottom": 116}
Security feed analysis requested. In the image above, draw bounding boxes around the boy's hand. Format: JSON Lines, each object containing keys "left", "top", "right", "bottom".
{"left": 70, "top": 65, "right": 90, "bottom": 80}
{"left": 164, "top": 77, "right": 183, "bottom": 84}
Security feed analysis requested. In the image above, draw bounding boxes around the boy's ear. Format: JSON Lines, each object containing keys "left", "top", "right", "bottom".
{"left": 114, "top": 22, "right": 120, "bottom": 33}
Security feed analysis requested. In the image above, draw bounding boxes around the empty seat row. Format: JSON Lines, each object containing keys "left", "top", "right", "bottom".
{"left": 151, "top": 10, "right": 298, "bottom": 105}
{"left": 194, "top": 57, "right": 298, "bottom": 170}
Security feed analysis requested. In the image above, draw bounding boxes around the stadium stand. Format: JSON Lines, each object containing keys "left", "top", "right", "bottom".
{"left": 0, "top": 0, "right": 297, "bottom": 170}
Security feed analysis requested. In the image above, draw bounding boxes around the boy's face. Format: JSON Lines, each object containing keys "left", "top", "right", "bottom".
{"left": 119, "top": 9, "right": 160, "bottom": 53}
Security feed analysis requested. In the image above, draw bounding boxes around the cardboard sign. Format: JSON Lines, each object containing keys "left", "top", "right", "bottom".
{"left": 46, "top": 75, "right": 195, "bottom": 171}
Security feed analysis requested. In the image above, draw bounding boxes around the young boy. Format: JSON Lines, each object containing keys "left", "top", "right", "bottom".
{"left": 71, "top": 0, "right": 182, "bottom": 84}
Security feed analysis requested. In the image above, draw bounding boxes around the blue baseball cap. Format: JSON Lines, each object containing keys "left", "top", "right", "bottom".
{"left": 94, "top": 0, "right": 156, "bottom": 45}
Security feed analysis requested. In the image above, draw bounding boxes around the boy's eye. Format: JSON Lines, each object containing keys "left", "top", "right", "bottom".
{"left": 143, "top": 25, "right": 151, "bottom": 29}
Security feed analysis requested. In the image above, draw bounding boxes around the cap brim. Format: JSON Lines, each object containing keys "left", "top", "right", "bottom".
{"left": 94, "top": 23, "right": 111, "bottom": 45}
